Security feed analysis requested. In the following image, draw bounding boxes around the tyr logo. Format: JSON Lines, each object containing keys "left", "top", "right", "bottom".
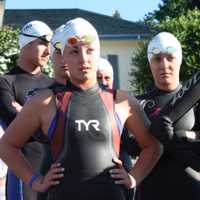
{"left": 75, "top": 120, "right": 100, "bottom": 131}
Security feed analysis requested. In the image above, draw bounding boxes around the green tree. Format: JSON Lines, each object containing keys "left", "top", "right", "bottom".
{"left": 145, "top": 0, "right": 200, "bottom": 24}
{"left": 0, "top": 26, "right": 20, "bottom": 74}
{"left": 112, "top": 10, "right": 121, "bottom": 19}
{"left": 129, "top": 41, "right": 153, "bottom": 94}
{"left": 130, "top": 1, "right": 200, "bottom": 94}
{"left": 42, "top": 60, "right": 54, "bottom": 77}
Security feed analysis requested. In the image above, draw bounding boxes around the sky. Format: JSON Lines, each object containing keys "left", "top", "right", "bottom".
{"left": 5, "top": 0, "right": 162, "bottom": 22}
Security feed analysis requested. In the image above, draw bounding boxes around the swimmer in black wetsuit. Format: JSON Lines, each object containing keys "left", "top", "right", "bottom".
{"left": 135, "top": 32, "right": 200, "bottom": 200}
{"left": 36, "top": 24, "right": 70, "bottom": 200}
{"left": 49, "top": 24, "right": 69, "bottom": 89}
{"left": 0, "top": 18, "right": 163, "bottom": 200}
{"left": 0, "top": 20, "right": 53, "bottom": 200}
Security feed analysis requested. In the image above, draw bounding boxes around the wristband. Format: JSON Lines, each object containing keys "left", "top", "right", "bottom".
{"left": 28, "top": 172, "right": 42, "bottom": 188}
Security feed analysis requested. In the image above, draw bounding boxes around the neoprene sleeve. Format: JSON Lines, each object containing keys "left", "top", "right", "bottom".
{"left": 160, "top": 71, "right": 200, "bottom": 123}
{"left": 151, "top": 116, "right": 200, "bottom": 171}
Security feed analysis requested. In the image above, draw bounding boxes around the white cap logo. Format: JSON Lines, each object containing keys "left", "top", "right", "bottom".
{"left": 60, "top": 18, "right": 100, "bottom": 54}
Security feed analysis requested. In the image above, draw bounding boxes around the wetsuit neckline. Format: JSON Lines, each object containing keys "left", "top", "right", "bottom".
{"left": 153, "top": 84, "right": 182, "bottom": 96}
{"left": 7, "top": 66, "right": 43, "bottom": 77}
{"left": 66, "top": 81, "right": 100, "bottom": 95}
{"left": 7, "top": 66, "right": 27, "bottom": 75}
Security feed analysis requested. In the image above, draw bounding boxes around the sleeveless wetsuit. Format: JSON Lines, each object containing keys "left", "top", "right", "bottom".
{"left": 38, "top": 82, "right": 126, "bottom": 200}
{"left": 0, "top": 66, "right": 53, "bottom": 200}
{"left": 135, "top": 86, "right": 200, "bottom": 200}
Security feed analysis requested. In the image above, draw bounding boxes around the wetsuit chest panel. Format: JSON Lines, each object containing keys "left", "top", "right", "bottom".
{"left": 46, "top": 87, "right": 126, "bottom": 200}
{"left": 13, "top": 74, "right": 52, "bottom": 104}
{"left": 140, "top": 89, "right": 195, "bottom": 131}
{"left": 58, "top": 89, "right": 117, "bottom": 180}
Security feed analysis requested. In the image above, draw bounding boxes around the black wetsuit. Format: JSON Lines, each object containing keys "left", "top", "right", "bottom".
{"left": 100, "top": 84, "right": 137, "bottom": 200}
{"left": 0, "top": 66, "right": 53, "bottom": 200}
{"left": 39, "top": 82, "right": 126, "bottom": 200}
{"left": 135, "top": 86, "right": 200, "bottom": 200}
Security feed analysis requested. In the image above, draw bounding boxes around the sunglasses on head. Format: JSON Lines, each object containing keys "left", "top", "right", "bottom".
{"left": 20, "top": 32, "right": 52, "bottom": 43}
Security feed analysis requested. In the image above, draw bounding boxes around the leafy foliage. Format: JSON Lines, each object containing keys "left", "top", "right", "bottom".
{"left": 112, "top": 10, "right": 121, "bottom": 19}
{"left": 42, "top": 60, "right": 54, "bottom": 77}
{"left": 0, "top": 26, "right": 20, "bottom": 74}
{"left": 145, "top": 0, "right": 200, "bottom": 24}
{"left": 129, "top": 41, "right": 153, "bottom": 94}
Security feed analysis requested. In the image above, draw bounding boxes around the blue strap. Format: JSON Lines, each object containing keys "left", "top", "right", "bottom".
{"left": 28, "top": 172, "right": 42, "bottom": 188}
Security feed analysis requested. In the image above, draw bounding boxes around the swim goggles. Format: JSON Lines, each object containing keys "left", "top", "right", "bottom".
{"left": 148, "top": 46, "right": 178, "bottom": 55}
{"left": 20, "top": 32, "right": 52, "bottom": 43}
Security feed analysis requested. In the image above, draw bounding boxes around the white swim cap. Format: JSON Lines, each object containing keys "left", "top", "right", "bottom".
{"left": 147, "top": 32, "right": 182, "bottom": 62}
{"left": 60, "top": 18, "right": 100, "bottom": 54}
{"left": 50, "top": 24, "right": 65, "bottom": 57}
{"left": 97, "top": 58, "right": 113, "bottom": 78}
{"left": 19, "top": 20, "right": 53, "bottom": 49}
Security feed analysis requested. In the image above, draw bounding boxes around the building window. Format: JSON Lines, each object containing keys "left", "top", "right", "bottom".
{"left": 107, "top": 54, "right": 119, "bottom": 89}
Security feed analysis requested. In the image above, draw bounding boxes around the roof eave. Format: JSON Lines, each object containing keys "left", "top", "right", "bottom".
{"left": 99, "top": 34, "right": 150, "bottom": 40}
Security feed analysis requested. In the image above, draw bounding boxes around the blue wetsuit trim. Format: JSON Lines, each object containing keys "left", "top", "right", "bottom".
{"left": 7, "top": 171, "right": 23, "bottom": 200}
{"left": 28, "top": 172, "right": 42, "bottom": 188}
{"left": 48, "top": 112, "right": 59, "bottom": 140}
{"left": 114, "top": 113, "right": 123, "bottom": 135}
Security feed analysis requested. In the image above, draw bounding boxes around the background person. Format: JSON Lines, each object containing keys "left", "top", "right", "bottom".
{"left": 97, "top": 58, "right": 114, "bottom": 89}
{"left": 135, "top": 32, "right": 200, "bottom": 200}
{"left": 37, "top": 23, "right": 70, "bottom": 200}
{"left": 0, "top": 20, "right": 53, "bottom": 200}
{"left": 50, "top": 24, "right": 69, "bottom": 87}
{"left": 0, "top": 18, "right": 162, "bottom": 200}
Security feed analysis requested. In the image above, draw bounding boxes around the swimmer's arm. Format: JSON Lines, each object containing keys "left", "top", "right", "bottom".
{"left": 0, "top": 96, "right": 44, "bottom": 184}
{"left": 115, "top": 91, "right": 163, "bottom": 188}
{"left": 0, "top": 91, "right": 60, "bottom": 191}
